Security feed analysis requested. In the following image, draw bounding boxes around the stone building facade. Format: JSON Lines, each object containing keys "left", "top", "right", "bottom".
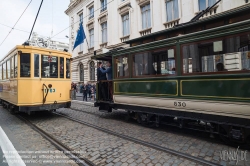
{"left": 65, "top": 0, "right": 249, "bottom": 83}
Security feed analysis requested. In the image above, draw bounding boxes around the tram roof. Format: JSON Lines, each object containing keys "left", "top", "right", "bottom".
{"left": 1, "top": 45, "right": 71, "bottom": 62}
{"left": 124, "top": 3, "right": 250, "bottom": 45}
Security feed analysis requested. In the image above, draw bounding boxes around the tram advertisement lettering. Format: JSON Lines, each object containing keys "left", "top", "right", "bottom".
{"left": 174, "top": 102, "right": 186, "bottom": 107}
{"left": 43, "top": 56, "right": 56, "bottom": 62}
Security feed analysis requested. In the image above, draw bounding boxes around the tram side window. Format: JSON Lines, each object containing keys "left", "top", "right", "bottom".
{"left": 34, "top": 54, "right": 39, "bottom": 77}
{"left": 182, "top": 33, "right": 250, "bottom": 74}
{"left": 60, "top": 57, "right": 64, "bottom": 78}
{"left": 41, "top": 55, "right": 58, "bottom": 78}
{"left": 115, "top": 56, "right": 129, "bottom": 78}
{"left": 3, "top": 62, "right": 6, "bottom": 79}
{"left": 20, "top": 53, "right": 30, "bottom": 77}
{"left": 7, "top": 60, "right": 10, "bottom": 79}
{"left": 11, "top": 56, "right": 14, "bottom": 78}
{"left": 66, "top": 58, "right": 70, "bottom": 79}
{"left": 14, "top": 54, "right": 17, "bottom": 78}
{"left": 133, "top": 49, "right": 176, "bottom": 76}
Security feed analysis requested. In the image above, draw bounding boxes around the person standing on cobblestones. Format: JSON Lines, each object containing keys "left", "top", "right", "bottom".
{"left": 81, "top": 84, "right": 87, "bottom": 101}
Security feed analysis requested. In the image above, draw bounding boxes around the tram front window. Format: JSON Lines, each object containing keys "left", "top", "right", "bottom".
{"left": 20, "top": 53, "right": 30, "bottom": 77}
{"left": 41, "top": 55, "right": 58, "bottom": 78}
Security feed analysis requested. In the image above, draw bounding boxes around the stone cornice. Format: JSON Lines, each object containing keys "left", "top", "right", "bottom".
{"left": 65, "top": 0, "right": 82, "bottom": 15}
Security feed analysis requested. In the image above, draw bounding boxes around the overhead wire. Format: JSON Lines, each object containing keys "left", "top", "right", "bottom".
{"left": 0, "top": 22, "right": 29, "bottom": 33}
{"left": 51, "top": 0, "right": 115, "bottom": 40}
{"left": 0, "top": 0, "right": 32, "bottom": 47}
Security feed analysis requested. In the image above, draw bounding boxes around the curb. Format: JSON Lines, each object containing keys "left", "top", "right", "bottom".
{"left": 71, "top": 100, "right": 94, "bottom": 107}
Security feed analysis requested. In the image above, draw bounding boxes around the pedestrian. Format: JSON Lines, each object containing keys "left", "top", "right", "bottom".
{"left": 82, "top": 84, "right": 87, "bottom": 101}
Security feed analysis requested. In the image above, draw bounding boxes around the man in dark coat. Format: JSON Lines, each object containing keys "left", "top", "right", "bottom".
{"left": 97, "top": 62, "right": 107, "bottom": 100}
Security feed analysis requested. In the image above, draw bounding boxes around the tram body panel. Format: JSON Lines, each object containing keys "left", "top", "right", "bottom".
{"left": 0, "top": 80, "right": 18, "bottom": 105}
{"left": 113, "top": 95, "right": 250, "bottom": 120}
{"left": 17, "top": 79, "right": 70, "bottom": 105}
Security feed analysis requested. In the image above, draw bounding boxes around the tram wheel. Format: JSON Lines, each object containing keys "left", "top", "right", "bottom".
{"left": 136, "top": 113, "right": 155, "bottom": 128}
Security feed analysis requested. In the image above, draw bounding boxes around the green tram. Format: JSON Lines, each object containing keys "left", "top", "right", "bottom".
{"left": 92, "top": 4, "right": 250, "bottom": 145}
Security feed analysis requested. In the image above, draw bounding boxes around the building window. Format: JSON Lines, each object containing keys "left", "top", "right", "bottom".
{"left": 79, "top": 63, "right": 84, "bottom": 81}
{"left": 166, "top": 0, "right": 179, "bottom": 22}
{"left": 89, "top": 6, "right": 94, "bottom": 19}
{"left": 122, "top": 14, "right": 129, "bottom": 36}
{"left": 101, "top": 0, "right": 107, "bottom": 12}
{"left": 89, "top": 61, "right": 95, "bottom": 80}
{"left": 101, "top": 22, "right": 107, "bottom": 43}
{"left": 79, "top": 13, "right": 83, "bottom": 52}
{"left": 89, "top": 29, "right": 94, "bottom": 48}
{"left": 199, "top": 0, "right": 216, "bottom": 11}
{"left": 141, "top": 4, "right": 151, "bottom": 30}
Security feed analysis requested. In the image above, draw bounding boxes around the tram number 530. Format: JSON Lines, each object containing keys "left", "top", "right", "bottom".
{"left": 174, "top": 102, "right": 186, "bottom": 107}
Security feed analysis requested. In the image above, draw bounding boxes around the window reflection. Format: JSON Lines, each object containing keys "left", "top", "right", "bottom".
{"left": 60, "top": 57, "right": 64, "bottom": 78}
{"left": 116, "top": 56, "right": 129, "bottom": 77}
{"left": 182, "top": 33, "right": 250, "bottom": 74}
{"left": 20, "top": 53, "right": 30, "bottom": 77}
{"left": 133, "top": 49, "right": 176, "bottom": 76}
{"left": 66, "top": 58, "right": 70, "bottom": 79}
{"left": 34, "top": 54, "right": 39, "bottom": 77}
{"left": 41, "top": 55, "right": 58, "bottom": 78}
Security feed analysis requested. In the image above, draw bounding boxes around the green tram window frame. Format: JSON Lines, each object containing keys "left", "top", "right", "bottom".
{"left": 20, "top": 53, "right": 31, "bottom": 77}
{"left": 66, "top": 58, "right": 70, "bottom": 79}
{"left": 181, "top": 31, "right": 250, "bottom": 75}
{"left": 115, "top": 55, "right": 129, "bottom": 78}
{"left": 132, "top": 47, "right": 177, "bottom": 78}
{"left": 41, "top": 55, "right": 58, "bottom": 78}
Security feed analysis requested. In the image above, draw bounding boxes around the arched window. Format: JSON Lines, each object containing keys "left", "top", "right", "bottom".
{"left": 90, "top": 61, "right": 95, "bottom": 80}
{"left": 79, "top": 63, "right": 84, "bottom": 81}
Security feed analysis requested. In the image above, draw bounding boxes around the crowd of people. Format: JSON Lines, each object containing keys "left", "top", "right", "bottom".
{"left": 71, "top": 60, "right": 113, "bottom": 101}
{"left": 71, "top": 82, "right": 96, "bottom": 101}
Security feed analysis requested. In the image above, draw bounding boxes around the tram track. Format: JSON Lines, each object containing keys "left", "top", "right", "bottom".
{"left": 17, "top": 114, "right": 96, "bottom": 166}
{"left": 53, "top": 111, "right": 220, "bottom": 166}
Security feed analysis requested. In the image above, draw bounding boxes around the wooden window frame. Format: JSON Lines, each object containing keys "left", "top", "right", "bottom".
{"left": 132, "top": 46, "right": 177, "bottom": 78}
{"left": 114, "top": 55, "right": 130, "bottom": 79}
{"left": 181, "top": 31, "right": 250, "bottom": 76}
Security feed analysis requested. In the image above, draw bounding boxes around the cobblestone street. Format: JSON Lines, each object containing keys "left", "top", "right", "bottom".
{"left": 0, "top": 107, "right": 78, "bottom": 166}
{"left": 57, "top": 102, "right": 250, "bottom": 166}
{"left": 27, "top": 111, "right": 201, "bottom": 166}
{"left": 1, "top": 103, "right": 250, "bottom": 166}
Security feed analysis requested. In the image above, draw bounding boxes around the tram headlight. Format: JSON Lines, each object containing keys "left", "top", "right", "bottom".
{"left": 48, "top": 84, "right": 52, "bottom": 88}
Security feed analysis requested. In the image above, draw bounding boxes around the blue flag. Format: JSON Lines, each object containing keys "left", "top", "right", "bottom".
{"left": 73, "top": 22, "right": 86, "bottom": 51}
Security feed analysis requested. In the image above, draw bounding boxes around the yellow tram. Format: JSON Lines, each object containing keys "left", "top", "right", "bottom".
{"left": 0, "top": 45, "right": 72, "bottom": 114}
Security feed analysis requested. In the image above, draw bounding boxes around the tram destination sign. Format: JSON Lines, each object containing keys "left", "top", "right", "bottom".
{"left": 43, "top": 55, "right": 57, "bottom": 63}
